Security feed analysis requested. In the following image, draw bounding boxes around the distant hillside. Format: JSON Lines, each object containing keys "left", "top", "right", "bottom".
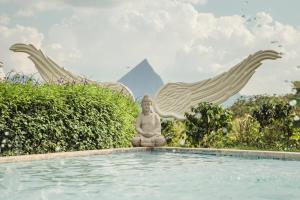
{"left": 222, "top": 93, "right": 253, "bottom": 108}
{"left": 118, "top": 59, "right": 164, "bottom": 99}
{"left": 5, "top": 73, "right": 39, "bottom": 83}
{"left": 222, "top": 93, "right": 242, "bottom": 107}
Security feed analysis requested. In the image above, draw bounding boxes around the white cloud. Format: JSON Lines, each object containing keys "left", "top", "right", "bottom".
{"left": 15, "top": 9, "right": 34, "bottom": 17}
{"left": 0, "top": 25, "right": 44, "bottom": 74}
{"left": 255, "top": 12, "right": 273, "bottom": 25}
{"left": 179, "top": 0, "right": 207, "bottom": 5}
{"left": 41, "top": 3, "right": 300, "bottom": 95}
{"left": 0, "top": 14, "right": 10, "bottom": 25}
{"left": 50, "top": 43, "right": 62, "bottom": 49}
{"left": 13, "top": 0, "right": 66, "bottom": 17}
{"left": 43, "top": 24, "right": 82, "bottom": 73}
{"left": 1, "top": 1, "right": 299, "bottom": 96}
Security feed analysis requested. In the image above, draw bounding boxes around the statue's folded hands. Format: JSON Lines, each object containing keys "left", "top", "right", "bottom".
{"left": 142, "top": 132, "right": 157, "bottom": 138}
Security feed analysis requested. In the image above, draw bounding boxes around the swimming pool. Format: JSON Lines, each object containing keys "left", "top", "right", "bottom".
{"left": 1, "top": 151, "right": 300, "bottom": 200}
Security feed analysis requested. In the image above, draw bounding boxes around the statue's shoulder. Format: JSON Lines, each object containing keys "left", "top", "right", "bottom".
{"left": 152, "top": 112, "right": 160, "bottom": 119}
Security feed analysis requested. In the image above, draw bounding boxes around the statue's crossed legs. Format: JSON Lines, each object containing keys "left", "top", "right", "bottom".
{"left": 132, "top": 134, "right": 165, "bottom": 147}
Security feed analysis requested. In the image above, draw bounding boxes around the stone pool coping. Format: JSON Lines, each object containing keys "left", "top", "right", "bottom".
{"left": 1, "top": 147, "right": 300, "bottom": 163}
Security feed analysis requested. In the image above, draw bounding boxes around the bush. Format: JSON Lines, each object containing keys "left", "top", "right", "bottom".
{"left": 0, "top": 81, "right": 138, "bottom": 156}
{"left": 230, "top": 95, "right": 289, "bottom": 118}
{"left": 252, "top": 99, "right": 294, "bottom": 139}
{"left": 201, "top": 129, "right": 235, "bottom": 148}
{"left": 231, "top": 115, "right": 299, "bottom": 151}
{"left": 161, "top": 119, "right": 186, "bottom": 147}
{"left": 184, "top": 102, "right": 233, "bottom": 147}
{"left": 291, "top": 128, "right": 300, "bottom": 149}
{"left": 231, "top": 115, "right": 262, "bottom": 148}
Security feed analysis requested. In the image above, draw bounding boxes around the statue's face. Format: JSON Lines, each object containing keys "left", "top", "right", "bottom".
{"left": 142, "top": 101, "right": 151, "bottom": 114}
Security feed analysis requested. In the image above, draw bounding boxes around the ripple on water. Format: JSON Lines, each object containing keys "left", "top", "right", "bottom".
{"left": 0, "top": 152, "right": 300, "bottom": 200}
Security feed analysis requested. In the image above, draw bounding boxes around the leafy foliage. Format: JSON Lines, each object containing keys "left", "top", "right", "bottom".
{"left": 164, "top": 94, "right": 300, "bottom": 151}
{"left": 161, "top": 119, "right": 186, "bottom": 147}
{"left": 231, "top": 115, "right": 261, "bottom": 147}
{"left": 290, "top": 81, "right": 300, "bottom": 128}
{"left": 228, "top": 95, "right": 300, "bottom": 151}
{"left": 231, "top": 116, "right": 300, "bottom": 151}
{"left": 1, "top": 75, "right": 299, "bottom": 154}
{"left": 201, "top": 129, "right": 235, "bottom": 148}
{"left": 230, "top": 95, "right": 287, "bottom": 118}
{"left": 252, "top": 99, "right": 293, "bottom": 133}
{"left": 293, "top": 81, "right": 300, "bottom": 95}
{"left": 184, "top": 102, "right": 233, "bottom": 147}
{"left": 0, "top": 81, "right": 138, "bottom": 156}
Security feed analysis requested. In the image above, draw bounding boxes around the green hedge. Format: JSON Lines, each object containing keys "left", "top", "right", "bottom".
{"left": 0, "top": 82, "right": 138, "bottom": 156}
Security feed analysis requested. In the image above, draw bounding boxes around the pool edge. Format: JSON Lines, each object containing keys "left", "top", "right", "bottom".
{"left": 1, "top": 147, "right": 300, "bottom": 163}
{"left": 0, "top": 147, "right": 150, "bottom": 164}
{"left": 153, "top": 147, "right": 300, "bottom": 161}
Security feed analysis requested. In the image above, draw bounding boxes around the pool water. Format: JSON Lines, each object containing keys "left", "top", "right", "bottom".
{"left": 1, "top": 152, "right": 300, "bottom": 200}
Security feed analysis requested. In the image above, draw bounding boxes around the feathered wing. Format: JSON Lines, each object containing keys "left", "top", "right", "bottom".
{"left": 153, "top": 50, "right": 282, "bottom": 120}
{"left": 9, "top": 43, "right": 134, "bottom": 101}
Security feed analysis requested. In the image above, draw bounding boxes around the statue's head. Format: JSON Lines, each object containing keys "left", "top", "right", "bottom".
{"left": 141, "top": 95, "right": 152, "bottom": 114}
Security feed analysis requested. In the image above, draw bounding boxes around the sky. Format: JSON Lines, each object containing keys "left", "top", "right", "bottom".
{"left": 0, "top": 0, "right": 299, "bottom": 95}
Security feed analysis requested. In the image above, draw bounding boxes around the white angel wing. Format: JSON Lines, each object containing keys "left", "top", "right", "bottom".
{"left": 153, "top": 50, "right": 282, "bottom": 120}
{"left": 10, "top": 43, "right": 134, "bottom": 101}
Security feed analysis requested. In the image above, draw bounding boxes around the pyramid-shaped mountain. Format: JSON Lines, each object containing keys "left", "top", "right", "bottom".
{"left": 119, "top": 59, "right": 164, "bottom": 99}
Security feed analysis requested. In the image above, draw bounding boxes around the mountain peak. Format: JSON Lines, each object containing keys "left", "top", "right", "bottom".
{"left": 125, "top": 58, "right": 156, "bottom": 76}
{"left": 118, "top": 59, "right": 164, "bottom": 99}
{"left": 135, "top": 58, "right": 152, "bottom": 70}
{"left": 140, "top": 58, "right": 149, "bottom": 65}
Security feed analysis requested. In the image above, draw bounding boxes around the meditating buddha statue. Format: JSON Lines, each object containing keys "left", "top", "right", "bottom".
{"left": 132, "top": 95, "right": 166, "bottom": 147}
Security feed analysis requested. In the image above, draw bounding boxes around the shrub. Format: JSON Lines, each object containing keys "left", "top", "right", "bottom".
{"left": 252, "top": 99, "right": 294, "bottom": 140}
{"left": 0, "top": 81, "right": 138, "bottom": 156}
{"left": 184, "top": 102, "right": 233, "bottom": 147}
{"left": 231, "top": 95, "right": 286, "bottom": 117}
{"left": 290, "top": 128, "right": 300, "bottom": 150}
{"left": 231, "top": 115, "right": 262, "bottom": 148}
{"left": 231, "top": 115, "right": 300, "bottom": 151}
{"left": 201, "top": 129, "right": 235, "bottom": 148}
{"left": 293, "top": 81, "right": 300, "bottom": 95}
{"left": 161, "top": 119, "right": 186, "bottom": 147}
{"left": 288, "top": 81, "right": 300, "bottom": 128}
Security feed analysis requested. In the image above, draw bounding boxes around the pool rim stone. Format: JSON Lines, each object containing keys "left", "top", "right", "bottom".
{"left": 1, "top": 147, "right": 300, "bottom": 164}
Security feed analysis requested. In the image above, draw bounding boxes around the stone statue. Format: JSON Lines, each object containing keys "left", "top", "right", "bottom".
{"left": 132, "top": 95, "right": 166, "bottom": 147}
{"left": 0, "top": 61, "right": 5, "bottom": 81}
